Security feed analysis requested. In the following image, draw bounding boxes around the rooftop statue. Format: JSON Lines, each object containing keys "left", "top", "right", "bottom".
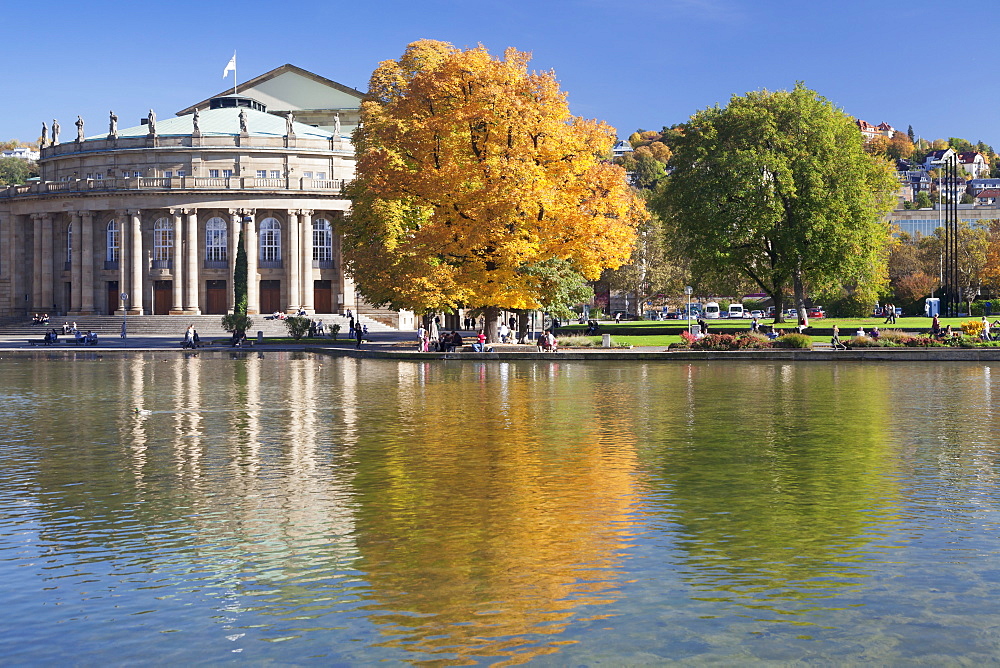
{"left": 147, "top": 109, "right": 156, "bottom": 136}
{"left": 192, "top": 108, "right": 200, "bottom": 134}
{"left": 76, "top": 116, "right": 84, "bottom": 142}
{"left": 40, "top": 122, "right": 48, "bottom": 147}
{"left": 109, "top": 111, "right": 118, "bottom": 138}
{"left": 52, "top": 119, "right": 60, "bottom": 144}
{"left": 239, "top": 109, "right": 248, "bottom": 134}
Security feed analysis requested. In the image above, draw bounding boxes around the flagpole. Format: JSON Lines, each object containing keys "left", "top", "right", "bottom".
{"left": 234, "top": 52, "right": 237, "bottom": 95}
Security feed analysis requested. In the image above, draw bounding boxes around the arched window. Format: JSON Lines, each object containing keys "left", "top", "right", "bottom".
{"left": 259, "top": 217, "right": 281, "bottom": 266}
{"left": 205, "top": 217, "right": 228, "bottom": 265}
{"left": 152, "top": 217, "right": 173, "bottom": 267}
{"left": 66, "top": 222, "right": 73, "bottom": 265}
{"left": 312, "top": 218, "right": 333, "bottom": 266}
{"left": 106, "top": 220, "right": 119, "bottom": 264}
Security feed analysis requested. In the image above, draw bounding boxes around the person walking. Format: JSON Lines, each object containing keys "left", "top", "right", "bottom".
{"left": 931, "top": 314, "right": 940, "bottom": 337}
{"left": 355, "top": 323, "right": 363, "bottom": 349}
{"left": 417, "top": 323, "right": 427, "bottom": 351}
{"left": 831, "top": 323, "right": 846, "bottom": 350}
{"left": 982, "top": 316, "right": 992, "bottom": 341}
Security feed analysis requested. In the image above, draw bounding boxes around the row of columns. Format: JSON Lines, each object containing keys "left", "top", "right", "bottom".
{"left": 29, "top": 207, "right": 329, "bottom": 315}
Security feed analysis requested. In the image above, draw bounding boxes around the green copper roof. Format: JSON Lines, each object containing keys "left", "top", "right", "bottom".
{"left": 86, "top": 106, "right": 337, "bottom": 141}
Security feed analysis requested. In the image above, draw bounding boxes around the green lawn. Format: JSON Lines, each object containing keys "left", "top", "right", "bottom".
{"left": 560, "top": 316, "right": 978, "bottom": 348}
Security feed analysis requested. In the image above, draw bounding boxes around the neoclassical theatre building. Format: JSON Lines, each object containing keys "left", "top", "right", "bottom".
{"left": 0, "top": 65, "right": 377, "bottom": 319}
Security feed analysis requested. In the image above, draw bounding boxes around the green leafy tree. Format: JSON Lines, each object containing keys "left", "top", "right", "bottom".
{"left": 234, "top": 225, "right": 248, "bottom": 315}
{"left": 653, "top": 83, "right": 898, "bottom": 323}
{"left": 221, "top": 224, "right": 253, "bottom": 336}
{"left": 915, "top": 191, "right": 933, "bottom": 208}
{"left": 949, "top": 137, "right": 973, "bottom": 153}
{"left": 284, "top": 315, "right": 311, "bottom": 340}
{"left": 631, "top": 151, "right": 667, "bottom": 189}
{"left": 907, "top": 125, "right": 915, "bottom": 143}
{"left": 0, "top": 157, "right": 36, "bottom": 186}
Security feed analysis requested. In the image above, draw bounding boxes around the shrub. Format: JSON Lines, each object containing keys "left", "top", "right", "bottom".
{"left": 774, "top": 333, "right": 812, "bottom": 348}
{"left": 284, "top": 315, "right": 311, "bottom": 340}
{"left": 877, "top": 329, "right": 909, "bottom": 343}
{"left": 733, "top": 332, "right": 772, "bottom": 349}
{"left": 221, "top": 313, "right": 253, "bottom": 333}
{"left": 556, "top": 335, "right": 600, "bottom": 347}
{"left": 961, "top": 320, "right": 984, "bottom": 338}
{"left": 848, "top": 335, "right": 878, "bottom": 347}
{"left": 903, "top": 335, "right": 943, "bottom": 347}
{"left": 680, "top": 330, "right": 698, "bottom": 345}
{"left": 691, "top": 333, "right": 736, "bottom": 351}
{"left": 329, "top": 323, "right": 341, "bottom": 340}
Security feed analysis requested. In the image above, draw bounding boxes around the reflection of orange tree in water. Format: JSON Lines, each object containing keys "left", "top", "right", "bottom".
{"left": 351, "top": 361, "right": 645, "bottom": 665}
{"left": 647, "top": 364, "right": 902, "bottom": 616}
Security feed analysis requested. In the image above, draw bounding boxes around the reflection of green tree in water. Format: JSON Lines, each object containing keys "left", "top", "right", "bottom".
{"left": 649, "top": 364, "right": 902, "bottom": 608}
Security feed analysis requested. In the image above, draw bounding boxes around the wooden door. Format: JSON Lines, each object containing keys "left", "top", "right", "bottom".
{"left": 259, "top": 280, "right": 281, "bottom": 314}
{"left": 205, "top": 280, "right": 227, "bottom": 314}
{"left": 107, "top": 281, "right": 119, "bottom": 315}
{"left": 314, "top": 280, "right": 332, "bottom": 313}
{"left": 153, "top": 281, "right": 172, "bottom": 315}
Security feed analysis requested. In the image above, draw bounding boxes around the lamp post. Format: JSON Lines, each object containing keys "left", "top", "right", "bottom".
{"left": 120, "top": 291, "right": 128, "bottom": 345}
{"left": 685, "top": 285, "right": 693, "bottom": 334}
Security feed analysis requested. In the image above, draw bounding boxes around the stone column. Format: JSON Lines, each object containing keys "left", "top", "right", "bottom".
{"left": 185, "top": 209, "right": 200, "bottom": 314}
{"left": 80, "top": 211, "right": 94, "bottom": 313}
{"left": 228, "top": 209, "right": 240, "bottom": 313}
{"left": 171, "top": 209, "right": 184, "bottom": 313}
{"left": 32, "top": 214, "right": 42, "bottom": 311}
{"left": 245, "top": 210, "right": 258, "bottom": 314}
{"left": 70, "top": 212, "right": 82, "bottom": 314}
{"left": 41, "top": 214, "right": 54, "bottom": 313}
{"left": 117, "top": 210, "right": 128, "bottom": 315}
{"left": 286, "top": 210, "right": 299, "bottom": 312}
{"left": 130, "top": 210, "right": 144, "bottom": 314}
{"left": 300, "top": 209, "right": 314, "bottom": 314}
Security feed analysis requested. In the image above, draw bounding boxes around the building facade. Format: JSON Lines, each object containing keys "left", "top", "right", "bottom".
{"left": 0, "top": 66, "right": 370, "bottom": 319}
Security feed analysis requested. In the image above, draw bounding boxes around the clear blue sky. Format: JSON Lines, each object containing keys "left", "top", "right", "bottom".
{"left": 5, "top": 0, "right": 997, "bottom": 150}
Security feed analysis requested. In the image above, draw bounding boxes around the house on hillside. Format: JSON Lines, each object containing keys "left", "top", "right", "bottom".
{"left": 968, "top": 178, "right": 1000, "bottom": 195}
{"left": 974, "top": 189, "right": 1000, "bottom": 206}
{"left": 857, "top": 120, "right": 895, "bottom": 141}
{"left": 612, "top": 139, "right": 634, "bottom": 159}
{"left": 959, "top": 151, "right": 990, "bottom": 178}
{"left": 922, "top": 148, "right": 958, "bottom": 171}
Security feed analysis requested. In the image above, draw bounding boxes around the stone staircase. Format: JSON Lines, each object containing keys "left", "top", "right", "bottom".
{"left": 0, "top": 313, "right": 394, "bottom": 337}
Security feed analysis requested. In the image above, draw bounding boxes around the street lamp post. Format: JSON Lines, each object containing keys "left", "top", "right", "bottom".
{"left": 685, "top": 285, "right": 693, "bottom": 334}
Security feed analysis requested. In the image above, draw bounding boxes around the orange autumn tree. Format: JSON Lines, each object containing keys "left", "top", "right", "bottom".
{"left": 344, "top": 40, "right": 644, "bottom": 341}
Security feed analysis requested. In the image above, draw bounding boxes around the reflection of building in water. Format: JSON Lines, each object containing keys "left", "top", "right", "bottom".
{"left": 112, "top": 353, "right": 361, "bottom": 624}
{"left": 352, "top": 360, "right": 645, "bottom": 664}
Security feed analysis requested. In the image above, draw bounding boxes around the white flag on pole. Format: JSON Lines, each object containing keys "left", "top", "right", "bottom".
{"left": 223, "top": 53, "right": 236, "bottom": 78}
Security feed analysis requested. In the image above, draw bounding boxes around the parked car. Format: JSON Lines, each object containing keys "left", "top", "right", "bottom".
{"left": 807, "top": 307, "right": 825, "bottom": 318}
{"left": 749, "top": 310, "right": 764, "bottom": 319}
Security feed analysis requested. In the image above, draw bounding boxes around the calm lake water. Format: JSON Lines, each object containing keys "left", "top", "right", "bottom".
{"left": 2, "top": 352, "right": 999, "bottom": 664}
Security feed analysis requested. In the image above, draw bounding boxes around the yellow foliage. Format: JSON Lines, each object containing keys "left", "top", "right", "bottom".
{"left": 961, "top": 320, "right": 984, "bottom": 337}
{"left": 345, "top": 39, "right": 645, "bottom": 313}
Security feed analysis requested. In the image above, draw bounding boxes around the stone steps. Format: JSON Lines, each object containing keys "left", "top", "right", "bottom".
{"left": 0, "top": 313, "right": 392, "bottom": 337}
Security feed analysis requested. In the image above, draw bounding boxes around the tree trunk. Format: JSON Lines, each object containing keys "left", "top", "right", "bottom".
{"left": 771, "top": 292, "right": 784, "bottom": 324}
{"left": 483, "top": 305, "right": 500, "bottom": 343}
{"left": 517, "top": 310, "right": 530, "bottom": 344}
{"left": 793, "top": 267, "right": 809, "bottom": 328}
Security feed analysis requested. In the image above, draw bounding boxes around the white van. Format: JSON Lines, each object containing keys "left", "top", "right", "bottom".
{"left": 728, "top": 303, "right": 745, "bottom": 319}
{"left": 704, "top": 302, "right": 721, "bottom": 319}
